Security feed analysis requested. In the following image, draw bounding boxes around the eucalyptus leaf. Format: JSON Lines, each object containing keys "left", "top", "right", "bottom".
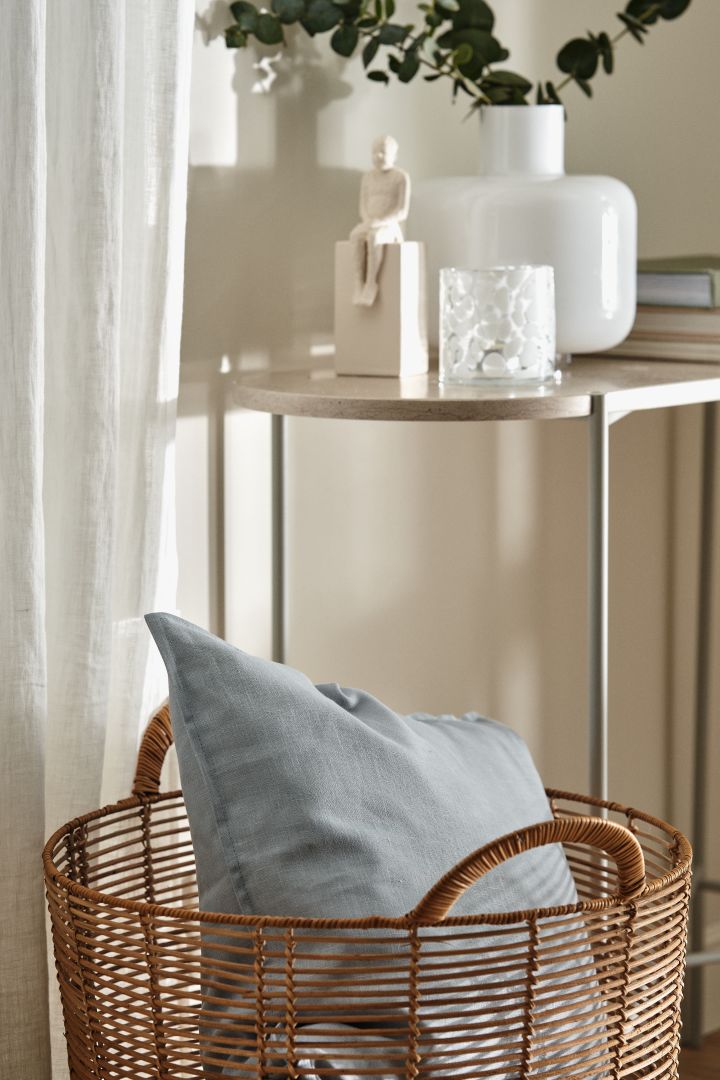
{"left": 556, "top": 37, "right": 599, "bottom": 79}
{"left": 397, "top": 50, "right": 421, "bottom": 81}
{"left": 481, "top": 80, "right": 526, "bottom": 104}
{"left": 230, "top": 0, "right": 259, "bottom": 30}
{"left": 482, "top": 69, "right": 532, "bottom": 92}
{"left": 330, "top": 22, "right": 359, "bottom": 54}
{"left": 627, "top": 0, "right": 691, "bottom": 19}
{"left": 237, "top": 9, "right": 260, "bottom": 29}
{"left": 357, "top": 16, "right": 378, "bottom": 26}
{"left": 302, "top": 0, "right": 343, "bottom": 32}
{"left": 362, "top": 35, "right": 380, "bottom": 66}
{"left": 575, "top": 75, "right": 593, "bottom": 96}
{"left": 435, "top": 27, "right": 503, "bottom": 66}
{"left": 657, "top": 0, "right": 692, "bottom": 18}
{"left": 598, "top": 31, "right": 613, "bottom": 73}
{"left": 367, "top": 69, "right": 390, "bottom": 81}
{"left": 625, "top": 0, "right": 662, "bottom": 22}
{"left": 255, "top": 12, "right": 284, "bottom": 42}
{"left": 445, "top": 0, "right": 493, "bottom": 31}
{"left": 272, "top": 0, "right": 305, "bottom": 22}
{"left": 225, "top": 25, "right": 248, "bottom": 46}
{"left": 617, "top": 11, "right": 649, "bottom": 41}
{"left": 378, "top": 22, "right": 409, "bottom": 44}
{"left": 385, "top": 0, "right": 396, "bottom": 17}
{"left": 451, "top": 42, "right": 473, "bottom": 65}
{"left": 230, "top": 0, "right": 256, "bottom": 18}
{"left": 545, "top": 80, "right": 562, "bottom": 105}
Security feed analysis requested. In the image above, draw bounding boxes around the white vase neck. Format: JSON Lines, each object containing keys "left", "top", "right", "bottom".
{"left": 477, "top": 105, "right": 565, "bottom": 176}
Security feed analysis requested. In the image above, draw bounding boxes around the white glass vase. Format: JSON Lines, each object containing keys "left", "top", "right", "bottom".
{"left": 410, "top": 105, "right": 637, "bottom": 355}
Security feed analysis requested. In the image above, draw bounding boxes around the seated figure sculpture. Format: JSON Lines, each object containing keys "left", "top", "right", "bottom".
{"left": 350, "top": 135, "right": 410, "bottom": 307}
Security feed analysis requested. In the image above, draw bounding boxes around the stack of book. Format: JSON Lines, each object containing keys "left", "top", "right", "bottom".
{"left": 607, "top": 256, "right": 720, "bottom": 363}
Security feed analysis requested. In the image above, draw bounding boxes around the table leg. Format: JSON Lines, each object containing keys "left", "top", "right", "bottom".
{"left": 272, "top": 414, "right": 286, "bottom": 664}
{"left": 684, "top": 401, "right": 718, "bottom": 1046}
{"left": 589, "top": 396, "right": 609, "bottom": 802}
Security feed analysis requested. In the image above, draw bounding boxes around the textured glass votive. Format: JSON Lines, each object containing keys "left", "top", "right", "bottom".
{"left": 439, "top": 265, "right": 556, "bottom": 384}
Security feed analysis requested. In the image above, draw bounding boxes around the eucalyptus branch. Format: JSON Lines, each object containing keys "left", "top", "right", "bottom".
{"left": 553, "top": 0, "right": 666, "bottom": 94}
{"left": 223, "top": 0, "right": 692, "bottom": 110}
{"left": 549, "top": 0, "right": 671, "bottom": 101}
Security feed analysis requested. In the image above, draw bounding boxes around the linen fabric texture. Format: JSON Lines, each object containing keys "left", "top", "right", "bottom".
{"left": 146, "top": 614, "right": 589, "bottom": 1078}
{"left": 0, "top": 5, "right": 193, "bottom": 1078}
{"left": 146, "top": 612, "right": 577, "bottom": 924}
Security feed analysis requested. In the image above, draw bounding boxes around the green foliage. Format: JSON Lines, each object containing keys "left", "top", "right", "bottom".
{"left": 255, "top": 12, "right": 284, "bottom": 42}
{"left": 377, "top": 23, "right": 409, "bottom": 45}
{"left": 396, "top": 50, "right": 420, "bottom": 82}
{"left": 302, "top": 0, "right": 344, "bottom": 34}
{"left": 330, "top": 23, "right": 359, "bottom": 55}
{"left": 627, "top": 0, "right": 691, "bottom": 22}
{"left": 597, "top": 33, "right": 613, "bottom": 74}
{"left": 556, "top": 38, "right": 599, "bottom": 80}
{"left": 272, "top": 0, "right": 305, "bottom": 22}
{"left": 617, "top": 12, "right": 650, "bottom": 43}
{"left": 223, "top": 0, "right": 693, "bottom": 110}
{"left": 362, "top": 35, "right": 379, "bottom": 67}
{"left": 229, "top": 0, "right": 259, "bottom": 31}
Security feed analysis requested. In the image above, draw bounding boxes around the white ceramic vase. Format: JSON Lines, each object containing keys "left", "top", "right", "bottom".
{"left": 410, "top": 105, "right": 637, "bottom": 355}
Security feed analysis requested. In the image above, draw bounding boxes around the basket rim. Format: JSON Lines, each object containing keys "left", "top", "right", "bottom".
{"left": 42, "top": 786, "right": 692, "bottom": 931}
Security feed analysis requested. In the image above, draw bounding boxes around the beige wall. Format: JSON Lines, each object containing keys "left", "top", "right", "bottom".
{"left": 178, "top": 0, "right": 720, "bottom": 1029}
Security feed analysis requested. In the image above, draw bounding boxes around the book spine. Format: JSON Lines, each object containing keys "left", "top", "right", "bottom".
{"left": 606, "top": 338, "right": 720, "bottom": 363}
{"left": 633, "top": 307, "right": 720, "bottom": 336}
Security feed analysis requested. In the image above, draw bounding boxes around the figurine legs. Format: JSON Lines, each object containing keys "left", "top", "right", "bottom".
{"left": 361, "top": 240, "right": 385, "bottom": 306}
{"left": 350, "top": 231, "right": 388, "bottom": 307}
{"left": 351, "top": 234, "right": 370, "bottom": 306}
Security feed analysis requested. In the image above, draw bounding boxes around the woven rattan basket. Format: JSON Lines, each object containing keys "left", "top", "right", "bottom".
{"left": 44, "top": 705, "right": 692, "bottom": 1079}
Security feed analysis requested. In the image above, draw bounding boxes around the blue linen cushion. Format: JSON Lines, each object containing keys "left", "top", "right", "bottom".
{"left": 146, "top": 613, "right": 589, "bottom": 1077}
{"left": 145, "top": 612, "right": 577, "bottom": 924}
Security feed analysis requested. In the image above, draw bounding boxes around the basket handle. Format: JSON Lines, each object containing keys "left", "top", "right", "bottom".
{"left": 133, "top": 703, "right": 173, "bottom": 796}
{"left": 406, "top": 816, "right": 646, "bottom": 923}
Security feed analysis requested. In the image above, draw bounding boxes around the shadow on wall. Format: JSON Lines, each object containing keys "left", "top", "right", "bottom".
{"left": 177, "top": 12, "right": 367, "bottom": 640}
{"left": 182, "top": 20, "right": 361, "bottom": 376}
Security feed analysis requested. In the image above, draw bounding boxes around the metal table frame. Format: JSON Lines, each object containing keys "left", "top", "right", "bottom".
{"left": 233, "top": 360, "right": 720, "bottom": 1043}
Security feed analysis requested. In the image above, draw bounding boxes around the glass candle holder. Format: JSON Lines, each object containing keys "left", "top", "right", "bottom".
{"left": 439, "top": 265, "right": 556, "bottom": 384}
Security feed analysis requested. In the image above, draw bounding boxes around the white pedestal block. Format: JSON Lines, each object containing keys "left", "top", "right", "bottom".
{"left": 334, "top": 241, "right": 428, "bottom": 377}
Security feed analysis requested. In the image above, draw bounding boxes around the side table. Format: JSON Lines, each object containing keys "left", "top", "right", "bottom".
{"left": 234, "top": 356, "right": 720, "bottom": 1042}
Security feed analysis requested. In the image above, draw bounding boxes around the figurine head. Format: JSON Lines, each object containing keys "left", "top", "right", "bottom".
{"left": 372, "top": 134, "right": 399, "bottom": 171}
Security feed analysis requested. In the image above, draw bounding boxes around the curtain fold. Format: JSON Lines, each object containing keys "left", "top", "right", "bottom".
{"left": 1, "top": 2, "right": 194, "bottom": 1077}
{"left": 0, "top": 2, "right": 50, "bottom": 1077}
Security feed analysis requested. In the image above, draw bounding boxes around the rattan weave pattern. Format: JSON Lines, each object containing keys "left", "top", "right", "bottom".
{"left": 43, "top": 705, "right": 692, "bottom": 1079}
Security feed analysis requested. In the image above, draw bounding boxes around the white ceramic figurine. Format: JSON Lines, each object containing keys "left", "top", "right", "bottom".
{"left": 350, "top": 135, "right": 410, "bottom": 306}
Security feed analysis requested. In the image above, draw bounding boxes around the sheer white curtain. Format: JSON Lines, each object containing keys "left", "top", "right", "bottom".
{"left": 0, "top": 2, "right": 194, "bottom": 1077}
